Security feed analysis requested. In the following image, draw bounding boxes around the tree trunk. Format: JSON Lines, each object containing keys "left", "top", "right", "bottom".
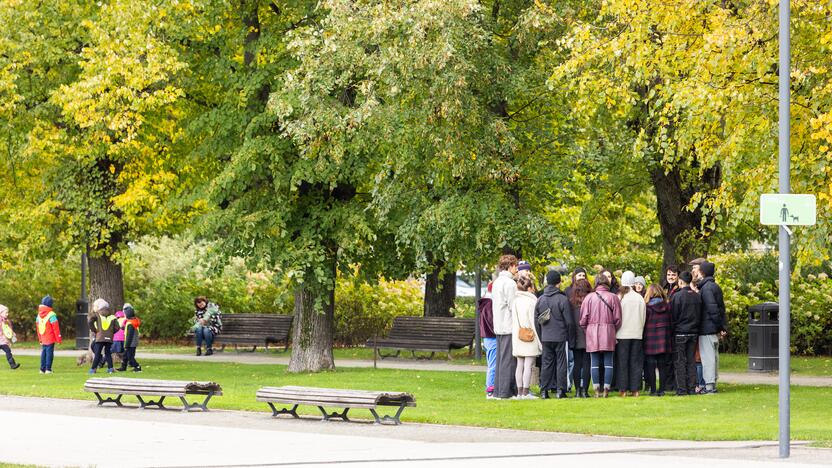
{"left": 88, "top": 254, "right": 124, "bottom": 314}
{"left": 424, "top": 262, "right": 456, "bottom": 317}
{"left": 650, "top": 164, "right": 720, "bottom": 273}
{"left": 288, "top": 263, "right": 336, "bottom": 373}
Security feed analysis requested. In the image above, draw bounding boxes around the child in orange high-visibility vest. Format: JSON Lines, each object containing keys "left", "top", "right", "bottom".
{"left": 36, "top": 295, "right": 61, "bottom": 374}
{"left": 117, "top": 304, "right": 141, "bottom": 372}
{"left": 0, "top": 304, "right": 21, "bottom": 369}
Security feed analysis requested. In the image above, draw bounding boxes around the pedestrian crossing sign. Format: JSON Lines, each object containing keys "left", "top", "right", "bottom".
{"left": 760, "top": 194, "right": 816, "bottom": 226}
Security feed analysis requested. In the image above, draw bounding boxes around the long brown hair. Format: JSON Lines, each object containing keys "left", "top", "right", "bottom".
{"left": 569, "top": 278, "right": 593, "bottom": 307}
{"left": 644, "top": 284, "right": 667, "bottom": 303}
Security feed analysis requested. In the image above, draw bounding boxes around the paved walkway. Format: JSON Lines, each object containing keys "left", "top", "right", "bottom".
{"left": 1, "top": 395, "right": 829, "bottom": 467}
{"left": 15, "top": 348, "right": 832, "bottom": 387}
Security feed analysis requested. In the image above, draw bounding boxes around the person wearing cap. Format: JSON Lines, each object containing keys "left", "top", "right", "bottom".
{"left": 88, "top": 298, "right": 120, "bottom": 374}
{"left": 697, "top": 261, "right": 727, "bottom": 394}
{"left": 492, "top": 255, "right": 519, "bottom": 399}
{"left": 670, "top": 271, "right": 702, "bottom": 395}
{"left": 688, "top": 258, "right": 707, "bottom": 292}
{"left": 615, "top": 271, "right": 647, "bottom": 397}
{"left": 535, "top": 270, "right": 575, "bottom": 399}
{"left": 35, "top": 295, "right": 61, "bottom": 374}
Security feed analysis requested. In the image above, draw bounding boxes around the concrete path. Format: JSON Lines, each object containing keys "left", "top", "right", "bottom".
{"left": 15, "top": 348, "right": 832, "bottom": 387}
{"left": 1, "top": 395, "right": 829, "bottom": 467}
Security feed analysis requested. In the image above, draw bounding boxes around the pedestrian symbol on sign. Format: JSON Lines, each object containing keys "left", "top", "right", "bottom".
{"left": 760, "top": 194, "right": 815, "bottom": 226}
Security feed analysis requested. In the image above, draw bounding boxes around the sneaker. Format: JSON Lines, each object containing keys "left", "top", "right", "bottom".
{"left": 106, "top": 368, "right": 114, "bottom": 374}
{"left": 132, "top": 367, "right": 142, "bottom": 373}
{"left": 10, "top": 362, "right": 20, "bottom": 370}
{"left": 116, "top": 367, "right": 126, "bottom": 372}
{"left": 196, "top": 347, "right": 202, "bottom": 356}
{"left": 88, "top": 368, "right": 96, "bottom": 375}
{"left": 44, "top": 370, "right": 52, "bottom": 374}
{"left": 39, "top": 370, "right": 45, "bottom": 374}
{"left": 205, "top": 348, "right": 214, "bottom": 356}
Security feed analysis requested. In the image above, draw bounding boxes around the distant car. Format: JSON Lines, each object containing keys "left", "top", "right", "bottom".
{"left": 418, "top": 273, "right": 488, "bottom": 298}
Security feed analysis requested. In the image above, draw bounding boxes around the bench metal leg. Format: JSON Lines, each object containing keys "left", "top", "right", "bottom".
{"left": 94, "top": 392, "right": 123, "bottom": 407}
{"left": 377, "top": 349, "right": 400, "bottom": 359}
{"left": 369, "top": 403, "right": 407, "bottom": 426}
{"left": 179, "top": 392, "right": 215, "bottom": 412}
{"left": 318, "top": 406, "right": 349, "bottom": 422}
{"left": 220, "top": 344, "right": 226, "bottom": 352}
{"left": 137, "top": 395, "right": 167, "bottom": 410}
{"left": 267, "top": 402, "right": 299, "bottom": 418}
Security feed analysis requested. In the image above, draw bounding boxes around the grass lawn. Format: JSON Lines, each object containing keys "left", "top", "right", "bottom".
{"left": 1, "top": 355, "right": 831, "bottom": 445}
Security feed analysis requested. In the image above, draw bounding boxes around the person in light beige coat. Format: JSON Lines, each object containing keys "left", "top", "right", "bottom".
{"left": 511, "top": 276, "right": 542, "bottom": 399}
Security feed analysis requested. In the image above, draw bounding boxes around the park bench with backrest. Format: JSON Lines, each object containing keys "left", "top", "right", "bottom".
{"left": 256, "top": 385, "right": 416, "bottom": 425}
{"left": 192, "top": 313, "right": 294, "bottom": 352}
{"left": 366, "top": 316, "right": 475, "bottom": 359}
{"left": 84, "top": 377, "right": 222, "bottom": 412}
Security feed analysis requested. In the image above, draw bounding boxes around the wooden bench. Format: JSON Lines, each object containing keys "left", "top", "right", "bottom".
{"left": 189, "top": 314, "right": 294, "bottom": 352}
{"left": 256, "top": 386, "right": 416, "bottom": 425}
{"left": 366, "top": 316, "right": 475, "bottom": 359}
{"left": 84, "top": 378, "right": 223, "bottom": 412}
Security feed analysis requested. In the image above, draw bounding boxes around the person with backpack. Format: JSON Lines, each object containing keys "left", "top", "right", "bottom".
{"left": 0, "top": 305, "right": 21, "bottom": 369}
{"left": 88, "top": 298, "right": 120, "bottom": 374}
{"left": 580, "top": 274, "right": 622, "bottom": 397}
{"left": 535, "top": 270, "right": 575, "bottom": 399}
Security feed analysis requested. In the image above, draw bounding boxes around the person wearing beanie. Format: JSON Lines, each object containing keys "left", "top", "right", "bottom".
{"left": 88, "top": 298, "right": 120, "bottom": 374}
{"left": 671, "top": 271, "right": 702, "bottom": 395}
{"left": 633, "top": 276, "right": 646, "bottom": 297}
{"left": 36, "top": 294, "right": 61, "bottom": 374}
{"left": 696, "top": 261, "right": 727, "bottom": 394}
{"left": 534, "top": 270, "right": 575, "bottom": 399}
{"left": 118, "top": 304, "right": 142, "bottom": 372}
{"left": 615, "top": 271, "right": 646, "bottom": 397}
{"left": 0, "top": 305, "right": 21, "bottom": 369}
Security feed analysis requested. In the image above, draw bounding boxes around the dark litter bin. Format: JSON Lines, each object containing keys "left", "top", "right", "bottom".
{"left": 748, "top": 302, "right": 779, "bottom": 372}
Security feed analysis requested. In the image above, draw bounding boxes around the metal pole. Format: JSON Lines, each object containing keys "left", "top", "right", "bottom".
{"left": 474, "top": 268, "right": 482, "bottom": 360}
{"left": 76, "top": 251, "right": 89, "bottom": 350}
{"left": 778, "top": 0, "right": 791, "bottom": 458}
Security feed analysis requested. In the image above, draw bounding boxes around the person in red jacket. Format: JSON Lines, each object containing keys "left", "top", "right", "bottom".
{"left": 36, "top": 295, "right": 61, "bottom": 374}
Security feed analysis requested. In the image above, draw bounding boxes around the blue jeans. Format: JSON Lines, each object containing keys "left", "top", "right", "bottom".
{"left": 567, "top": 347, "right": 574, "bottom": 390}
{"left": 590, "top": 351, "right": 614, "bottom": 390}
{"left": 40, "top": 344, "right": 55, "bottom": 371}
{"left": 483, "top": 338, "right": 497, "bottom": 392}
{"left": 696, "top": 362, "right": 705, "bottom": 387}
{"left": 195, "top": 326, "right": 215, "bottom": 348}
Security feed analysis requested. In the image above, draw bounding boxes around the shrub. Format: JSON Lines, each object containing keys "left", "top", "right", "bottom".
{"left": 334, "top": 275, "right": 423, "bottom": 346}
{"left": 570, "top": 251, "right": 663, "bottom": 283}
{"left": 0, "top": 257, "right": 80, "bottom": 342}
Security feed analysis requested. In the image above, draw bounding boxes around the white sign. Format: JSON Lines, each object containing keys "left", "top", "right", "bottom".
{"left": 760, "top": 194, "right": 816, "bottom": 226}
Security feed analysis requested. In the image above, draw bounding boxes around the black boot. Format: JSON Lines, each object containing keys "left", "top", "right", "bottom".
{"left": 196, "top": 347, "right": 202, "bottom": 356}
{"left": 205, "top": 347, "right": 214, "bottom": 356}
{"left": 9, "top": 360, "right": 20, "bottom": 370}
{"left": 556, "top": 390, "right": 569, "bottom": 399}
{"left": 541, "top": 389, "right": 550, "bottom": 399}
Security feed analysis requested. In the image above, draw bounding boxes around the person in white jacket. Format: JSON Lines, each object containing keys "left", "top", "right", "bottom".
{"left": 491, "top": 254, "right": 519, "bottom": 399}
{"left": 512, "top": 276, "right": 543, "bottom": 399}
{"left": 616, "top": 271, "right": 647, "bottom": 396}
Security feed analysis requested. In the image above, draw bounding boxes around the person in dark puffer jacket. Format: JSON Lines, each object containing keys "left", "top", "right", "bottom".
{"left": 696, "top": 261, "right": 727, "bottom": 394}
{"left": 671, "top": 271, "right": 702, "bottom": 395}
{"left": 643, "top": 284, "right": 673, "bottom": 396}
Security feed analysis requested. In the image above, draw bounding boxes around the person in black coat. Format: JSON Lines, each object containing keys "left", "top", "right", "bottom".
{"left": 535, "top": 270, "right": 576, "bottom": 399}
{"left": 696, "top": 261, "right": 728, "bottom": 393}
{"left": 670, "top": 271, "right": 702, "bottom": 395}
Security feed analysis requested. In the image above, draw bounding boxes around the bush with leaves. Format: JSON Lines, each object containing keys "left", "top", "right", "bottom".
{"left": 334, "top": 275, "right": 423, "bottom": 346}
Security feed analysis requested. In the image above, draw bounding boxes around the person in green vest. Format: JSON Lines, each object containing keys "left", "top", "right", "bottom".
{"left": 88, "top": 298, "right": 120, "bottom": 374}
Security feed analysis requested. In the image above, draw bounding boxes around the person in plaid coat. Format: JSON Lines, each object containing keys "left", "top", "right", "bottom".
{"left": 643, "top": 284, "right": 673, "bottom": 396}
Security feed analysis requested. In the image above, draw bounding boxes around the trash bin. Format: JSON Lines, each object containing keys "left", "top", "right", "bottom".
{"left": 748, "top": 302, "right": 778, "bottom": 372}
{"left": 75, "top": 299, "right": 89, "bottom": 350}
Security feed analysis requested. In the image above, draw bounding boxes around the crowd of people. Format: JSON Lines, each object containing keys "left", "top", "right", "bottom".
{"left": 0, "top": 294, "right": 222, "bottom": 374}
{"left": 478, "top": 255, "right": 729, "bottom": 399}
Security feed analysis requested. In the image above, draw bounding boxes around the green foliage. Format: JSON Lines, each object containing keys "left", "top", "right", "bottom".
{"left": 0, "top": 258, "right": 80, "bottom": 341}
{"left": 122, "top": 237, "right": 293, "bottom": 339}
{"left": 571, "top": 251, "right": 663, "bottom": 284}
{"left": 334, "top": 275, "right": 422, "bottom": 346}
